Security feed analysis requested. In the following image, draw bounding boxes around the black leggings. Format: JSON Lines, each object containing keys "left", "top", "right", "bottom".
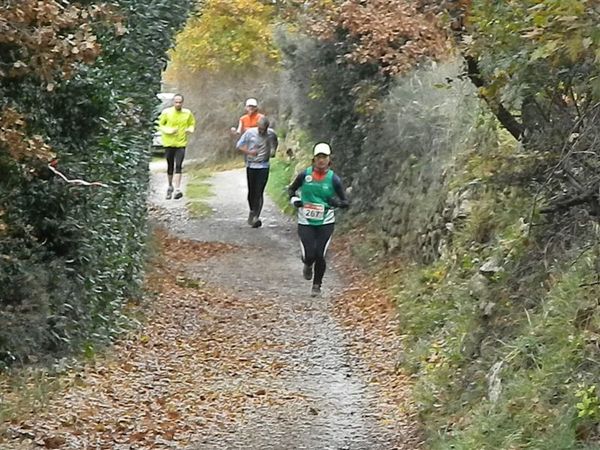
{"left": 165, "top": 147, "right": 186, "bottom": 175}
{"left": 298, "top": 223, "right": 334, "bottom": 286}
{"left": 246, "top": 167, "right": 269, "bottom": 217}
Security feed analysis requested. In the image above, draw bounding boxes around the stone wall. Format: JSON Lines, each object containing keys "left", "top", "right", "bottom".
{"left": 346, "top": 60, "right": 483, "bottom": 262}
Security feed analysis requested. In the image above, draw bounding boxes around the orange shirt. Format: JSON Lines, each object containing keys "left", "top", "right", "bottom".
{"left": 239, "top": 112, "right": 264, "bottom": 133}
{"left": 311, "top": 167, "right": 329, "bottom": 181}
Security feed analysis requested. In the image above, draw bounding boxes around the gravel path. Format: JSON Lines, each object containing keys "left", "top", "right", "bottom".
{"left": 149, "top": 163, "right": 402, "bottom": 449}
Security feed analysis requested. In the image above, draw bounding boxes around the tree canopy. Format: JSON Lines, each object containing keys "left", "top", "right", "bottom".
{"left": 168, "top": 0, "right": 280, "bottom": 76}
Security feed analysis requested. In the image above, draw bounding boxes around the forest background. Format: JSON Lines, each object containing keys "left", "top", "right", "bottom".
{"left": 1, "top": 0, "right": 599, "bottom": 448}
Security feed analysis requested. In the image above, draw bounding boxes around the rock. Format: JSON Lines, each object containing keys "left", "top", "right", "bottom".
{"left": 486, "top": 361, "right": 503, "bottom": 404}
{"left": 480, "top": 300, "right": 496, "bottom": 317}
{"left": 391, "top": 205, "right": 402, "bottom": 222}
{"left": 479, "top": 257, "right": 503, "bottom": 276}
{"left": 438, "top": 238, "right": 450, "bottom": 260}
{"left": 386, "top": 237, "right": 401, "bottom": 252}
{"left": 454, "top": 199, "right": 472, "bottom": 219}
{"left": 468, "top": 273, "right": 489, "bottom": 300}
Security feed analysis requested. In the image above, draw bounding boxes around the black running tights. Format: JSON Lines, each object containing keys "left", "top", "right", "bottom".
{"left": 165, "top": 147, "right": 186, "bottom": 175}
{"left": 246, "top": 167, "right": 269, "bottom": 218}
{"left": 298, "top": 223, "right": 334, "bottom": 286}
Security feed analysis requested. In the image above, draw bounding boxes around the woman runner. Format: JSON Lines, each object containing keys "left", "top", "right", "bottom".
{"left": 288, "top": 142, "right": 349, "bottom": 297}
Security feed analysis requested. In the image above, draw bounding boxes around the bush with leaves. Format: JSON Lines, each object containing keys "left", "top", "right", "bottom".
{"left": 276, "top": 26, "right": 384, "bottom": 183}
{"left": 0, "top": 0, "right": 194, "bottom": 366}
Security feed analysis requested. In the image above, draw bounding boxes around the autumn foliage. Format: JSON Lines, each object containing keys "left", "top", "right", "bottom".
{"left": 168, "top": 0, "right": 279, "bottom": 75}
{"left": 0, "top": 108, "right": 54, "bottom": 162}
{"left": 0, "top": 1, "right": 111, "bottom": 83}
{"left": 304, "top": 0, "right": 452, "bottom": 75}
{"left": 0, "top": 1, "right": 123, "bottom": 163}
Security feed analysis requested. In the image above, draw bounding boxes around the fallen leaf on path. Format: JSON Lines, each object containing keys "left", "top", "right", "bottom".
{"left": 43, "top": 435, "right": 66, "bottom": 449}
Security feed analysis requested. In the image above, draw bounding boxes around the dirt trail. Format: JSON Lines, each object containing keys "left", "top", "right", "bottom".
{"left": 0, "top": 163, "right": 420, "bottom": 450}
{"left": 150, "top": 165, "right": 401, "bottom": 449}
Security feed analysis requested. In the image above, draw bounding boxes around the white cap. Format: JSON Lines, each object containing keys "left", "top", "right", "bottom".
{"left": 313, "top": 142, "right": 331, "bottom": 156}
{"left": 245, "top": 98, "right": 258, "bottom": 107}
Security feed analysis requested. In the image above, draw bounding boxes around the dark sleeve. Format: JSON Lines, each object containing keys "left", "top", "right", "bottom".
{"left": 287, "top": 170, "right": 306, "bottom": 198}
{"left": 271, "top": 130, "right": 278, "bottom": 150}
{"left": 268, "top": 131, "right": 278, "bottom": 158}
{"left": 332, "top": 174, "right": 350, "bottom": 207}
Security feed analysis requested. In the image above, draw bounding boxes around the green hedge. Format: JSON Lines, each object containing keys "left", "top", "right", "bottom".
{"left": 0, "top": 0, "right": 194, "bottom": 367}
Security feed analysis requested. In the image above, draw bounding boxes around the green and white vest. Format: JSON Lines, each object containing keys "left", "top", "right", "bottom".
{"left": 298, "top": 167, "right": 336, "bottom": 226}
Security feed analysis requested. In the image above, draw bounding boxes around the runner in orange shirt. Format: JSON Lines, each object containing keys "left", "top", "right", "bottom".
{"left": 230, "top": 98, "right": 264, "bottom": 136}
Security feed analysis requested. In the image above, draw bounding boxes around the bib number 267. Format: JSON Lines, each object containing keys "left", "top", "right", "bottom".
{"left": 302, "top": 203, "right": 325, "bottom": 220}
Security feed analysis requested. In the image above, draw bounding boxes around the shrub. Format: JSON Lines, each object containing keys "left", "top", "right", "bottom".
{"left": 0, "top": 0, "right": 194, "bottom": 366}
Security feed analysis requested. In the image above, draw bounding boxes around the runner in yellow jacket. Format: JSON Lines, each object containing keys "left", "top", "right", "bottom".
{"left": 158, "top": 94, "right": 196, "bottom": 199}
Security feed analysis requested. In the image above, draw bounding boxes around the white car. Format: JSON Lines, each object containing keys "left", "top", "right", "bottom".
{"left": 150, "top": 93, "right": 176, "bottom": 154}
{"left": 152, "top": 129, "right": 163, "bottom": 148}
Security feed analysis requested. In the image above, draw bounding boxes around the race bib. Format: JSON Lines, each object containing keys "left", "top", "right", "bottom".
{"left": 302, "top": 203, "right": 325, "bottom": 220}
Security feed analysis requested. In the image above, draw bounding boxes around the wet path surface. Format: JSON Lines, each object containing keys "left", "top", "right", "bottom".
{"left": 149, "top": 165, "right": 399, "bottom": 449}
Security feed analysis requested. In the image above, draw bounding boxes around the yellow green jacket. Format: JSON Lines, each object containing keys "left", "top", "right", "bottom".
{"left": 158, "top": 106, "right": 196, "bottom": 148}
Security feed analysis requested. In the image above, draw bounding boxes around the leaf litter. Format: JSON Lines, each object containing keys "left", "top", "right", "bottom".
{"left": 330, "top": 237, "right": 425, "bottom": 448}
{"left": 0, "top": 227, "right": 422, "bottom": 449}
{"left": 1, "top": 230, "right": 309, "bottom": 449}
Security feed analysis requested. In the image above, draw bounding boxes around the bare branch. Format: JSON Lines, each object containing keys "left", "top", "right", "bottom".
{"left": 47, "top": 164, "right": 109, "bottom": 188}
{"left": 464, "top": 56, "right": 523, "bottom": 140}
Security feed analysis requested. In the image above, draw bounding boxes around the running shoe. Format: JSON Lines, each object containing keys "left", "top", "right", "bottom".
{"left": 251, "top": 218, "right": 262, "bottom": 228}
{"left": 303, "top": 263, "right": 313, "bottom": 281}
{"left": 174, "top": 190, "right": 183, "bottom": 200}
{"left": 311, "top": 284, "right": 321, "bottom": 297}
{"left": 166, "top": 186, "right": 173, "bottom": 199}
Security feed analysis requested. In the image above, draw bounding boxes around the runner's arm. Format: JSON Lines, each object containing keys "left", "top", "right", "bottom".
{"left": 236, "top": 131, "right": 257, "bottom": 156}
{"left": 231, "top": 118, "right": 243, "bottom": 135}
{"left": 288, "top": 171, "right": 306, "bottom": 207}
{"left": 329, "top": 174, "right": 350, "bottom": 208}
{"left": 287, "top": 170, "right": 306, "bottom": 198}
{"left": 185, "top": 112, "right": 196, "bottom": 133}
{"left": 269, "top": 131, "right": 279, "bottom": 158}
{"left": 158, "top": 111, "right": 176, "bottom": 135}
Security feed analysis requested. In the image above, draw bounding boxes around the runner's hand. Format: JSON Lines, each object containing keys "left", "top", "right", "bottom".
{"left": 290, "top": 196, "right": 303, "bottom": 208}
{"left": 328, "top": 197, "right": 340, "bottom": 208}
{"left": 328, "top": 197, "right": 348, "bottom": 209}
